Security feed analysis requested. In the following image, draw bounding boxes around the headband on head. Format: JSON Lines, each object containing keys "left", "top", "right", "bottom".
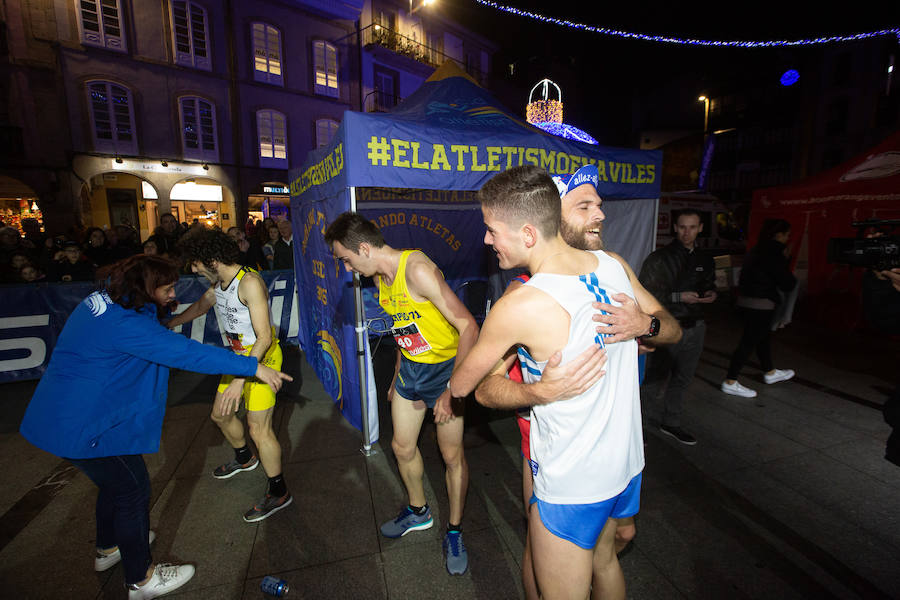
{"left": 551, "top": 164, "right": 600, "bottom": 198}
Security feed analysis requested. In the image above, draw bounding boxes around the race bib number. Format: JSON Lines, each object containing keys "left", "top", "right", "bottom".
{"left": 392, "top": 323, "right": 432, "bottom": 357}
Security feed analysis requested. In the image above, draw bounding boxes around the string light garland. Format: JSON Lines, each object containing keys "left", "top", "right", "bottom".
{"left": 474, "top": 0, "right": 900, "bottom": 47}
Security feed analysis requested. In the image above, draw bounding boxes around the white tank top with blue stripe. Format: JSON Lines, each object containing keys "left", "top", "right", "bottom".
{"left": 519, "top": 250, "right": 644, "bottom": 504}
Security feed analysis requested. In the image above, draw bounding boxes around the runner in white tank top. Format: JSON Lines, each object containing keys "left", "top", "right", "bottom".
{"left": 519, "top": 251, "right": 644, "bottom": 504}
{"left": 214, "top": 267, "right": 257, "bottom": 353}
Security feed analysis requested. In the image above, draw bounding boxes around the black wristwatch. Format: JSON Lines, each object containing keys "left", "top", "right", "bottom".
{"left": 643, "top": 316, "right": 660, "bottom": 338}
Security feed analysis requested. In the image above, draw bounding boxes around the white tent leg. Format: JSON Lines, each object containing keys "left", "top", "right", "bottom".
{"left": 350, "top": 186, "right": 377, "bottom": 456}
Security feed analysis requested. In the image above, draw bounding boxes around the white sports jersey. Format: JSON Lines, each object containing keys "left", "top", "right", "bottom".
{"left": 214, "top": 267, "right": 256, "bottom": 353}
{"left": 520, "top": 250, "right": 644, "bottom": 504}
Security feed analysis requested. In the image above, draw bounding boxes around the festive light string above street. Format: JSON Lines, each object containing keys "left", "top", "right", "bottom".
{"left": 473, "top": 0, "right": 900, "bottom": 47}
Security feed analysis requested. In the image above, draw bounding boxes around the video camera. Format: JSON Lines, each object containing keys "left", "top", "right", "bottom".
{"left": 827, "top": 219, "right": 900, "bottom": 270}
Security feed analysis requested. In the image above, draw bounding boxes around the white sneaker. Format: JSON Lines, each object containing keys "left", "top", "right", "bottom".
{"left": 764, "top": 369, "right": 795, "bottom": 384}
{"left": 721, "top": 380, "right": 757, "bottom": 398}
{"left": 127, "top": 563, "right": 195, "bottom": 599}
{"left": 94, "top": 530, "right": 156, "bottom": 572}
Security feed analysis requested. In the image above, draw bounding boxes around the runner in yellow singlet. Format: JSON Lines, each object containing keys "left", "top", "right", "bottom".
{"left": 169, "top": 228, "right": 291, "bottom": 523}
{"left": 325, "top": 212, "right": 479, "bottom": 576}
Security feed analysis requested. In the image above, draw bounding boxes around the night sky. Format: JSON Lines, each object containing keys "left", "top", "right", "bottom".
{"left": 436, "top": 1, "right": 896, "bottom": 146}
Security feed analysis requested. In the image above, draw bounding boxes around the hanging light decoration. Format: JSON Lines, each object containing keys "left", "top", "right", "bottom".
{"left": 476, "top": 0, "right": 900, "bottom": 47}
{"left": 526, "top": 78, "right": 598, "bottom": 144}
{"left": 526, "top": 79, "right": 563, "bottom": 124}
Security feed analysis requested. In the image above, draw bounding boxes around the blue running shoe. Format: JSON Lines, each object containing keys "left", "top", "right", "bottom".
{"left": 443, "top": 530, "right": 468, "bottom": 575}
{"left": 380, "top": 506, "right": 433, "bottom": 538}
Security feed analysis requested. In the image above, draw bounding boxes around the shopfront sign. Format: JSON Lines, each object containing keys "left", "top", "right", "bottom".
{"left": 111, "top": 159, "right": 208, "bottom": 176}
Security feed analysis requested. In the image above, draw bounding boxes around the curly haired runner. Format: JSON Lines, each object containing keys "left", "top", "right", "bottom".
{"left": 169, "top": 228, "right": 291, "bottom": 523}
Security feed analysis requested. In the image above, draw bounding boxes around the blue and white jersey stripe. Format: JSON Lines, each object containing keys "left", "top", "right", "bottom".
{"left": 578, "top": 272, "right": 610, "bottom": 348}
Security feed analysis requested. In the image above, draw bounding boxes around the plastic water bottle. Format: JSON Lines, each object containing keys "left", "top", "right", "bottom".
{"left": 260, "top": 575, "right": 289, "bottom": 596}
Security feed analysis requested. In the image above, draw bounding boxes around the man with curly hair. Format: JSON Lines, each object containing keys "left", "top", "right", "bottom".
{"left": 169, "top": 228, "right": 291, "bottom": 522}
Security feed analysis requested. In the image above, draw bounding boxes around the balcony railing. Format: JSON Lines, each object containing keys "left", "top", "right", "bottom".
{"left": 364, "top": 90, "right": 404, "bottom": 113}
{"left": 359, "top": 23, "right": 485, "bottom": 84}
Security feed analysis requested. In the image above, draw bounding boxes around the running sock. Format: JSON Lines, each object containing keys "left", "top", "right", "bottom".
{"left": 234, "top": 445, "right": 253, "bottom": 465}
{"left": 409, "top": 504, "right": 429, "bottom": 516}
{"left": 267, "top": 474, "right": 287, "bottom": 498}
{"left": 448, "top": 523, "right": 462, "bottom": 533}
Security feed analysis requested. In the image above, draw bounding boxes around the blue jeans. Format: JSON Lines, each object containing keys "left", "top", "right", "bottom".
{"left": 66, "top": 454, "right": 152, "bottom": 585}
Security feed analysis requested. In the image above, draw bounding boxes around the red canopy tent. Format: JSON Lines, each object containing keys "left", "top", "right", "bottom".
{"left": 750, "top": 130, "right": 900, "bottom": 329}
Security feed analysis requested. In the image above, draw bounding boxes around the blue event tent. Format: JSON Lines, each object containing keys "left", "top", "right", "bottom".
{"left": 289, "top": 62, "right": 662, "bottom": 449}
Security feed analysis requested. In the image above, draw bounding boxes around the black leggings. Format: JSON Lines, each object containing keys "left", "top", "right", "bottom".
{"left": 726, "top": 308, "right": 774, "bottom": 380}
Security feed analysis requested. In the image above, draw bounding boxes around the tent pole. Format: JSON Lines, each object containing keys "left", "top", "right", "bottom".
{"left": 350, "top": 186, "right": 376, "bottom": 456}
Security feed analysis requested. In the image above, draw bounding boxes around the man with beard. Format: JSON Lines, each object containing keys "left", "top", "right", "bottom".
{"left": 482, "top": 165, "right": 680, "bottom": 598}
{"left": 447, "top": 165, "right": 678, "bottom": 599}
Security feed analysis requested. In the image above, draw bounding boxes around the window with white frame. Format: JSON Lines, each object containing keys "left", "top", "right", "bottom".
{"left": 252, "top": 23, "right": 283, "bottom": 85}
{"left": 171, "top": 1, "right": 211, "bottom": 70}
{"left": 257, "top": 110, "right": 288, "bottom": 168}
{"left": 179, "top": 96, "right": 218, "bottom": 161}
{"left": 315, "top": 118, "right": 339, "bottom": 148}
{"left": 86, "top": 81, "right": 137, "bottom": 155}
{"left": 312, "top": 40, "right": 338, "bottom": 98}
{"left": 78, "top": 0, "right": 126, "bottom": 51}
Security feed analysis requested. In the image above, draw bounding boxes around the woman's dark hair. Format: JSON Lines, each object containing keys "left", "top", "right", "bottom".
{"left": 98, "top": 254, "right": 179, "bottom": 318}
{"left": 758, "top": 219, "right": 791, "bottom": 243}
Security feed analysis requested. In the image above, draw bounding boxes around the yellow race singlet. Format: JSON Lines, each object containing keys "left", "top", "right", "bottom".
{"left": 378, "top": 250, "right": 459, "bottom": 364}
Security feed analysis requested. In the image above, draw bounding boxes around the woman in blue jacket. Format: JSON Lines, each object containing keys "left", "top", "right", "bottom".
{"left": 19, "top": 254, "right": 291, "bottom": 600}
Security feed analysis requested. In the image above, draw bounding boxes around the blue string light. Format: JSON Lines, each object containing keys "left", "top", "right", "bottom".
{"left": 474, "top": 0, "right": 900, "bottom": 47}
{"left": 533, "top": 121, "right": 598, "bottom": 144}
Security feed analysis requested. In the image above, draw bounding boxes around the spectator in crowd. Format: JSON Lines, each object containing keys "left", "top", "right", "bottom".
{"left": 21, "top": 218, "right": 46, "bottom": 251}
{"left": 227, "top": 226, "right": 265, "bottom": 271}
{"left": 721, "top": 219, "right": 797, "bottom": 397}
{"left": 153, "top": 213, "right": 183, "bottom": 256}
{"left": 83, "top": 227, "right": 114, "bottom": 267}
{"left": 113, "top": 224, "right": 141, "bottom": 260}
{"left": 272, "top": 219, "right": 294, "bottom": 270}
{"left": 51, "top": 241, "right": 95, "bottom": 282}
{"left": 259, "top": 223, "right": 280, "bottom": 270}
{"left": 1, "top": 226, "right": 27, "bottom": 268}
{"left": 19, "top": 263, "right": 43, "bottom": 282}
{"left": 142, "top": 237, "right": 160, "bottom": 255}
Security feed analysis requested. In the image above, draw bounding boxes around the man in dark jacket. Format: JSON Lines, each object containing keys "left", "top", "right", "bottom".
{"left": 272, "top": 219, "right": 294, "bottom": 270}
{"left": 638, "top": 209, "right": 717, "bottom": 445}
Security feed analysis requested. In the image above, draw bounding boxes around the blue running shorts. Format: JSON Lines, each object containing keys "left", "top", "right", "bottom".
{"left": 394, "top": 357, "right": 455, "bottom": 408}
{"left": 531, "top": 472, "right": 642, "bottom": 550}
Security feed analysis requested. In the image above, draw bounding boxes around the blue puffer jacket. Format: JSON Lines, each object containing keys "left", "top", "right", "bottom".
{"left": 20, "top": 290, "right": 258, "bottom": 459}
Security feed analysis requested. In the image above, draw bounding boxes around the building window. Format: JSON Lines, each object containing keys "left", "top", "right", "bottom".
{"left": 79, "top": 0, "right": 126, "bottom": 51}
{"left": 179, "top": 96, "right": 218, "bottom": 161}
{"left": 315, "top": 119, "right": 339, "bottom": 148}
{"left": 373, "top": 66, "right": 398, "bottom": 111}
{"left": 313, "top": 40, "right": 338, "bottom": 98}
{"left": 171, "top": 1, "right": 211, "bottom": 70}
{"left": 86, "top": 81, "right": 137, "bottom": 155}
{"left": 257, "top": 110, "right": 287, "bottom": 168}
{"left": 252, "top": 23, "right": 283, "bottom": 85}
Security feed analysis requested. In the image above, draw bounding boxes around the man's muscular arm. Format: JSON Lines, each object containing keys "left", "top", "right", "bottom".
{"left": 475, "top": 345, "right": 607, "bottom": 409}
{"left": 405, "top": 256, "right": 479, "bottom": 424}
{"left": 592, "top": 252, "right": 682, "bottom": 345}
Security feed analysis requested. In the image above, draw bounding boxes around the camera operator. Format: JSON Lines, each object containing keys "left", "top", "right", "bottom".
{"left": 863, "top": 266, "right": 900, "bottom": 466}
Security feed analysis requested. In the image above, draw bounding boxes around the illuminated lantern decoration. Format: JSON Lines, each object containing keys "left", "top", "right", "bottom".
{"left": 527, "top": 79, "right": 563, "bottom": 124}
{"left": 526, "top": 79, "right": 598, "bottom": 145}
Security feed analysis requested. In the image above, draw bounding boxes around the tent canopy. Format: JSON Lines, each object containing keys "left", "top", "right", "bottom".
{"left": 292, "top": 61, "right": 661, "bottom": 202}
{"left": 288, "top": 62, "right": 663, "bottom": 444}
